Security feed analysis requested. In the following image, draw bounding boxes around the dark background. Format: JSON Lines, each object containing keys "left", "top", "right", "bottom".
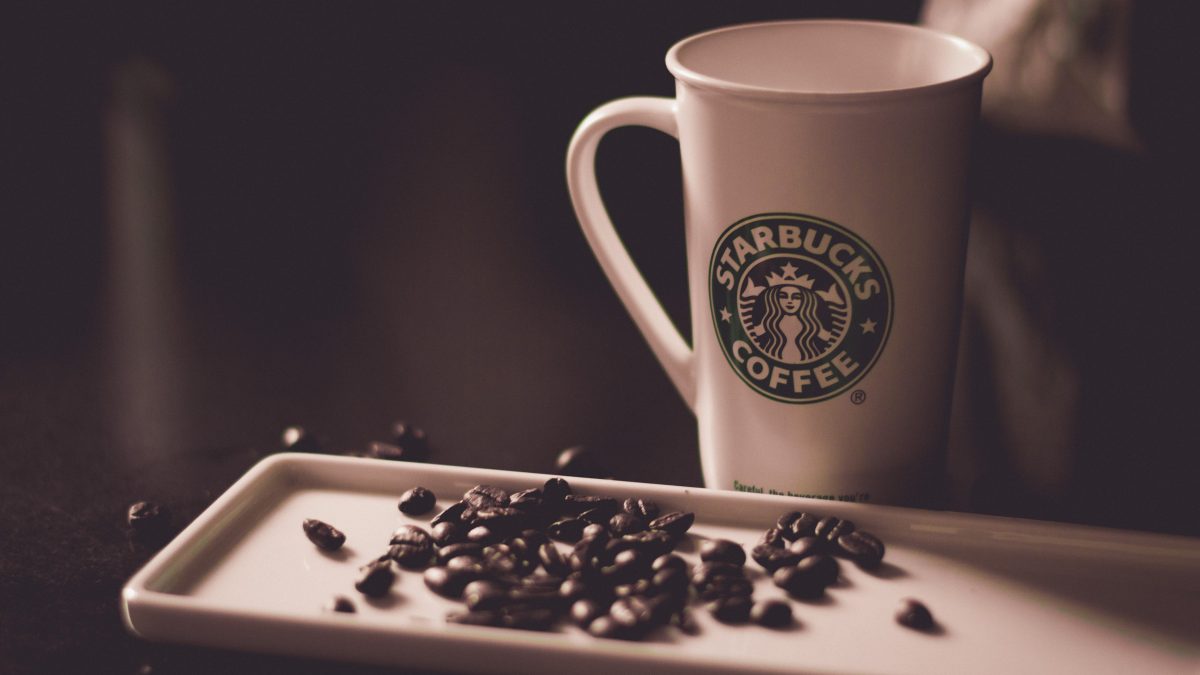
{"left": 2, "top": 2, "right": 1197, "bottom": 674}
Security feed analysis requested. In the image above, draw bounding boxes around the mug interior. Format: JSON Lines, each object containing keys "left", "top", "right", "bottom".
{"left": 666, "top": 20, "right": 991, "bottom": 100}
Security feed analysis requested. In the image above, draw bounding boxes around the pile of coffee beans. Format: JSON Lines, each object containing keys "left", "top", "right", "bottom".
{"left": 307, "top": 475, "right": 936, "bottom": 639}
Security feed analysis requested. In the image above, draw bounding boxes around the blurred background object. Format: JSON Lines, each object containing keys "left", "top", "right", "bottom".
{"left": 1, "top": 2, "right": 1197, "bottom": 670}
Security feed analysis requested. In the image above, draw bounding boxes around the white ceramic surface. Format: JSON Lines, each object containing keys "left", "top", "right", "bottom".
{"left": 566, "top": 21, "right": 993, "bottom": 504}
{"left": 123, "top": 454, "right": 1200, "bottom": 674}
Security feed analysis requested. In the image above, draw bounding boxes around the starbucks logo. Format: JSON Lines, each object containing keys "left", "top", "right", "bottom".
{"left": 709, "top": 213, "right": 892, "bottom": 404}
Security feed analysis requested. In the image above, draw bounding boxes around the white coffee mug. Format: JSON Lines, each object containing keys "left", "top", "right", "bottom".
{"left": 567, "top": 20, "right": 991, "bottom": 505}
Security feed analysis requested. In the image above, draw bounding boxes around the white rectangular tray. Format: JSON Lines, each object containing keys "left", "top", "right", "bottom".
{"left": 122, "top": 453, "right": 1200, "bottom": 674}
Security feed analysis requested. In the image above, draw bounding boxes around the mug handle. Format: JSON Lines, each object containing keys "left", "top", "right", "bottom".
{"left": 566, "top": 96, "right": 695, "bottom": 410}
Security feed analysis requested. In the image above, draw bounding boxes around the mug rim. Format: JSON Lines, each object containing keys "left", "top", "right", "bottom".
{"left": 665, "top": 19, "right": 993, "bottom": 103}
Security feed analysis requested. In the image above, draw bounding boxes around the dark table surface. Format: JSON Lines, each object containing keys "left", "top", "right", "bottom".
{"left": 4, "top": 4, "right": 1199, "bottom": 674}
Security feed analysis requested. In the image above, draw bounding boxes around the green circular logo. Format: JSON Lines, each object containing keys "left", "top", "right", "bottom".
{"left": 709, "top": 213, "right": 893, "bottom": 404}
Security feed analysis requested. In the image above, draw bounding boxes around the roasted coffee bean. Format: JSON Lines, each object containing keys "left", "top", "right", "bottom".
{"left": 773, "top": 555, "right": 838, "bottom": 599}
{"left": 622, "top": 497, "right": 660, "bottom": 521}
{"left": 554, "top": 446, "right": 612, "bottom": 479}
{"left": 691, "top": 561, "right": 743, "bottom": 589}
{"left": 648, "top": 511, "right": 695, "bottom": 537}
{"left": 326, "top": 596, "right": 356, "bottom": 613}
{"left": 446, "top": 609, "right": 500, "bottom": 626}
{"left": 463, "top": 580, "right": 509, "bottom": 611}
{"left": 580, "top": 507, "right": 615, "bottom": 526}
{"left": 390, "top": 525, "right": 433, "bottom": 548}
{"left": 431, "top": 521, "right": 462, "bottom": 546}
{"left": 302, "top": 518, "right": 345, "bottom": 551}
{"left": 397, "top": 487, "right": 436, "bottom": 515}
{"left": 651, "top": 554, "right": 687, "bottom": 574}
{"left": 542, "top": 477, "right": 572, "bottom": 503}
{"left": 759, "top": 526, "right": 785, "bottom": 548}
{"left": 798, "top": 554, "right": 840, "bottom": 587}
{"left": 508, "top": 488, "right": 544, "bottom": 511}
{"left": 814, "top": 516, "right": 854, "bottom": 542}
{"left": 700, "top": 539, "right": 746, "bottom": 566}
{"left": 431, "top": 501, "right": 472, "bottom": 527}
{"left": 437, "top": 542, "right": 484, "bottom": 565}
{"left": 582, "top": 523, "right": 610, "bottom": 542}
{"left": 569, "top": 536, "right": 607, "bottom": 572}
{"left": 588, "top": 615, "right": 645, "bottom": 640}
{"left": 483, "top": 546, "right": 536, "bottom": 578}
{"left": 537, "top": 542, "right": 570, "bottom": 577}
{"left": 613, "top": 579, "right": 654, "bottom": 598}
{"left": 561, "top": 494, "right": 620, "bottom": 517}
{"left": 364, "top": 441, "right": 407, "bottom": 461}
{"left": 836, "top": 530, "right": 886, "bottom": 569}
{"left": 608, "top": 512, "right": 646, "bottom": 536}
{"left": 784, "top": 512, "right": 820, "bottom": 541}
{"left": 464, "top": 485, "right": 510, "bottom": 509}
{"left": 467, "top": 525, "right": 500, "bottom": 545}
{"left": 896, "top": 598, "right": 936, "bottom": 631}
{"left": 387, "top": 543, "right": 432, "bottom": 569}
{"left": 609, "top": 596, "right": 655, "bottom": 628}
{"left": 603, "top": 549, "right": 649, "bottom": 583}
{"left": 750, "top": 543, "right": 802, "bottom": 572}
{"left": 128, "top": 501, "right": 171, "bottom": 539}
{"left": 474, "top": 506, "right": 530, "bottom": 534}
{"left": 391, "top": 420, "right": 430, "bottom": 461}
{"left": 787, "top": 536, "right": 825, "bottom": 559}
{"left": 424, "top": 565, "right": 481, "bottom": 598}
{"left": 518, "top": 529, "right": 550, "bottom": 549}
{"left": 751, "top": 599, "right": 793, "bottom": 628}
{"left": 504, "top": 537, "right": 539, "bottom": 563}
{"left": 620, "top": 529, "right": 676, "bottom": 558}
{"left": 696, "top": 576, "right": 753, "bottom": 601}
{"left": 546, "top": 517, "right": 586, "bottom": 543}
{"left": 651, "top": 567, "right": 689, "bottom": 596}
{"left": 355, "top": 559, "right": 397, "bottom": 597}
{"left": 571, "top": 598, "right": 605, "bottom": 627}
{"left": 446, "top": 555, "right": 484, "bottom": 573}
{"left": 709, "top": 595, "right": 752, "bottom": 624}
{"left": 559, "top": 575, "right": 600, "bottom": 603}
{"left": 282, "top": 426, "right": 322, "bottom": 453}
{"left": 508, "top": 585, "right": 567, "bottom": 611}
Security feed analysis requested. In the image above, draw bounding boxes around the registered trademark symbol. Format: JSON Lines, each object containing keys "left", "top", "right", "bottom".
{"left": 850, "top": 390, "right": 866, "bottom": 405}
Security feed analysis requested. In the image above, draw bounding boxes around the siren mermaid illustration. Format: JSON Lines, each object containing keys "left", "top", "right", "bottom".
{"left": 739, "top": 262, "right": 849, "bottom": 365}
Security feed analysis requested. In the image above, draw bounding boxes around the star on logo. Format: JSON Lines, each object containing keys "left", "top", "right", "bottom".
{"left": 719, "top": 307, "right": 732, "bottom": 322}
{"left": 859, "top": 318, "right": 877, "bottom": 334}
{"left": 778, "top": 262, "right": 799, "bottom": 278}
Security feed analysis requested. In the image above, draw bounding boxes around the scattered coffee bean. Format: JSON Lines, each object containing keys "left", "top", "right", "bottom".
{"left": 431, "top": 501, "right": 472, "bottom": 527}
{"left": 463, "top": 580, "right": 510, "bottom": 611}
{"left": 751, "top": 599, "right": 793, "bottom": 628}
{"left": 836, "top": 530, "right": 886, "bottom": 569}
{"left": 326, "top": 596, "right": 356, "bottom": 613}
{"left": 652, "top": 567, "right": 689, "bottom": 596}
{"left": 465, "top": 485, "right": 510, "bottom": 510}
{"left": 750, "top": 543, "right": 802, "bottom": 572}
{"left": 390, "top": 524, "right": 433, "bottom": 548}
{"left": 424, "top": 565, "right": 481, "bottom": 599}
{"left": 431, "top": 521, "right": 462, "bottom": 546}
{"left": 588, "top": 615, "right": 644, "bottom": 640}
{"left": 391, "top": 420, "right": 429, "bottom": 461}
{"left": 609, "top": 596, "right": 655, "bottom": 628}
{"left": 554, "top": 446, "right": 612, "bottom": 479}
{"left": 508, "top": 488, "right": 544, "bottom": 511}
{"left": 784, "top": 512, "right": 820, "bottom": 541}
{"left": 896, "top": 598, "right": 935, "bottom": 631}
{"left": 302, "top": 518, "right": 345, "bottom": 551}
{"left": 814, "top": 516, "right": 855, "bottom": 543}
{"left": 773, "top": 563, "right": 826, "bottom": 600}
{"left": 651, "top": 553, "right": 687, "bottom": 573}
{"left": 355, "top": 559, "right": 396, "bottom": 597}
{"left": 538, "top": 543, "right": 570, "bottom": 577}
{"left": 571, "top": 598, "right": 605, "bottom": 627}
{"left": 582, "top": 523, "right": 609, "bottom": 541}
{"left": 709, "top": 595, "right": 753, "bottom": 624}
{"left": 787, "top": 536, "right": 824, "bottom": 559}
{"left": 700, "top": 539, "right": 746, "bottom": 566}
{"left": 467, "top": 525, "right": 500, "bottom": 545}
{"left": 397, "top": 487, "right": 436, "bottom": 515}
{"left": 542, "top": 477, "right": 572, "bottom": 502}
{"left": 281, "top": 426, "right": 322, "bottom": 453}
{"left": 547, "top": 518, "right": 586, "bottom": 543}
{"left": 608, "top": 512, "right": 646, "bottom": 536}
{"left": 759, "top": 526, "right": 785, "bottom": 548}
{"left": 437, "top": 542, "right": 484, "bottom": 565}
{"left": 127, "top": 501, "right": 171, "bottom": 540}
{"left": 623, "top": 498, "right": 660, "bottom": 521}
{"left": 562, "top": 494, "right": 621, "bottom": 518}
{"left": 648, "top": 511, "right": 695, "bottom": 537}
{"left": 387, "top": 543, "right": 432, "bottom": 569}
